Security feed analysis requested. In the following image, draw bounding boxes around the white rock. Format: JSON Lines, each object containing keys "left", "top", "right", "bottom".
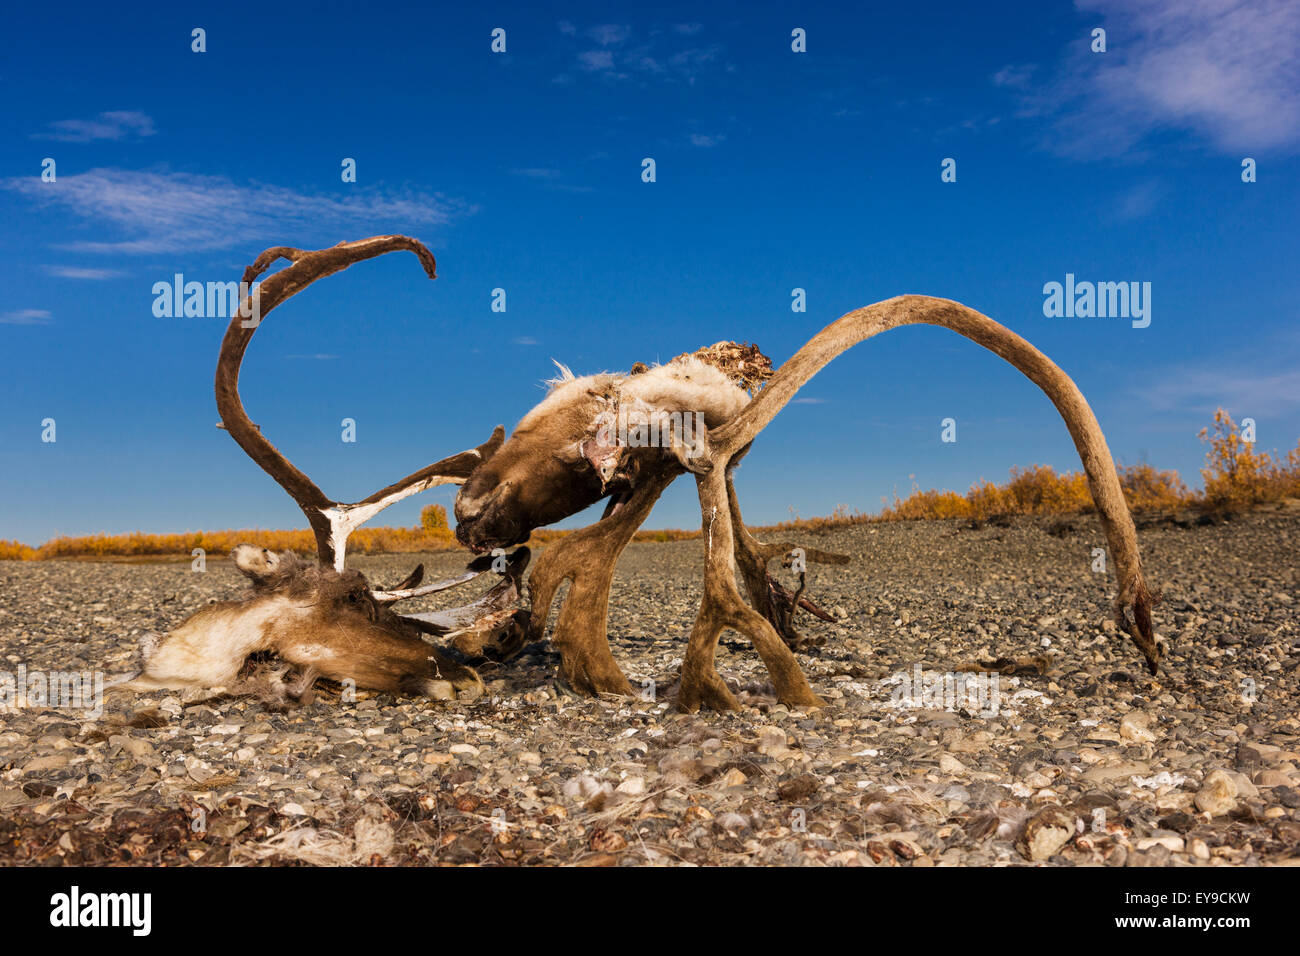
{"left": 1195, "top": 769, "right": 1238, "bottom": 816}
{"left": 939, "top": 753, "right": 967, "bottom": 774}
{"left": 616, "top": 777, "right": 646, "bottom": 796}
{"left": 1120, "top": 711, "right": 1158, "bottom": 742}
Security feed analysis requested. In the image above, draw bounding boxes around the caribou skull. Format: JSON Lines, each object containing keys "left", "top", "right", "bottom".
{"left": 110, "top": 236, "right": 528, "bottom": 704}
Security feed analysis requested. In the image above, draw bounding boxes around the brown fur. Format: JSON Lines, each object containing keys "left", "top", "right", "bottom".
{"left": 112, "top": 547, "right": 483, "bottom": 701}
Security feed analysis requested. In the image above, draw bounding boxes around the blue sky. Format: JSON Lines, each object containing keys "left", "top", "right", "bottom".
{"left": 3, "top": 0, "right": 1298, "bottom": 544}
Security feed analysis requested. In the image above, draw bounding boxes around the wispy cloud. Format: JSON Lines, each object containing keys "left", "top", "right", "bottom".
{"left": 509, "top": 167, "right": 595, "bottom": 193}
{"left": 512, "top": 336, "right": 539, "bottom": 346}
{"left": 1110, "top": 179, "right": 1165, "bottom": 221}
{"left": 1004, "top": 0, "right": 1300, "bottom": 157}
{"left": 991, "top": 64, "right": 1036, "bottom": 89}
{"left": 512, "top": 168, "right": 562, "bottom": 180}
{"left": 587, "top": 24, "right": 631, "bottom": 46}
{"left": 32, "top": 110, "right": 155, "bottom": 142}
{"left": 44, "top": 265, "right": 125, "bottom": 280}
{"left": 0, "top": 309, "right": 52, "bottom": 325}
{"left": 577, "top": 50, "right": 615, "bottom": 72}
{"left": 285, "top": 353, "right": 339, "bottom": 360}
{"left": 3, "top": 167, "right": 470, "bottom": 254}
{"left": 1144, "top": 362, "right": 1300, "bottom": 416}
{"left": 559, "top": 23, "right": 728, "bottom": 84}
{"left": 688, "top": 132, "right": 725, "bottom": 148}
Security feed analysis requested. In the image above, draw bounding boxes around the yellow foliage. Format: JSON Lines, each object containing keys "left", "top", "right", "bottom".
{"left": 27, "top": 526, "right": 458, "bottom": 560}
{"left": 1119, "top": 463, "right": 1187, "bottom": 514}
{"left": 5, "top": 411, "right": 1296, "bottom": 559}
{"left": 0, "top": 539, "right": 37, "bottom": 561}
{"left": 420, "top": 504, "right": 449, "bottom": 531}
{"left": 1199, "top": 408, "right": 1300, "bottom": 512}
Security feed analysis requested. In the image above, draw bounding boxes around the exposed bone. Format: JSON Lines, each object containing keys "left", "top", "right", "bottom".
{"left": 110, "top": 547, "right": 504, "bottom": 701}
{"left": 371, "top": 568, "right": 487, "bottom": 604}
{"left": 401, "top": 548, "right": 529, "bottom": 634}
{"left": 457, "top": 347, "right": 851, "bottom": 701}
{"left": 725, "top": 460, "right": 848, "bottom": 652}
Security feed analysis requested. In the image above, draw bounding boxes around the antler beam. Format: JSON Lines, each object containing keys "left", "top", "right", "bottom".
{"left": 705, "top": 293, "right": 1163, "bottom": 678}
{"left": 214, "top": 236, "right": 502, "bottom": 570}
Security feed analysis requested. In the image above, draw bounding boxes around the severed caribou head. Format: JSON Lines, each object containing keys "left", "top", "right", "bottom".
{"left": 452, "top": 297, "right": 1165, "bottom": 704}
{"left": 455, "top": 353, "right": 755, "bottom": 552}
{"left": 111, "top": 237, "right": 529, "bottom": 704}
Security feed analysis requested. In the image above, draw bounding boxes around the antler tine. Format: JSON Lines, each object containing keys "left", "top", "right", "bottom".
{"left": 215, "top": 236, "right": 500, "bottom": 570}
{"left": 370, "top": 567, "right": 487, "bottom": 604}
{"left": 319, "top": 426, "right": 505, "bottom": 571}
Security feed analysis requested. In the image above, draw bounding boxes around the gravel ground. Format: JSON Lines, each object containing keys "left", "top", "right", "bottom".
{"left": 1, "top": 508, "right": 1298, "bottom": 866}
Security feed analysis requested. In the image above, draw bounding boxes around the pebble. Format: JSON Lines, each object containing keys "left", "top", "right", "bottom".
{"left": 1195, "top": 770, "right": 1239, "bottom": 816}
{"left": 1, "top": 513, "right": 1295, "bottom": 867}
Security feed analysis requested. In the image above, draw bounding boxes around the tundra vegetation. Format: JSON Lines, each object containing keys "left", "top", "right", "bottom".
{"left": 4, "top": 410, "right": 1292, "bottom": 562}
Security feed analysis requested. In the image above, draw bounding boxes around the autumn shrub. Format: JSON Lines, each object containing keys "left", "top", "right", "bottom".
{"left": 12, "top": 411, "right": 1298, "bottom": 558}
{"left": 1199, "top": 409, "right": 1300, "bottom": 512}
{"left": 1119, "top": 463, "right": 1187, "bottom": 514}
{"left": 31, "top": 525, "right": 458, "bottom": 560}
{"left": 420, "top": 504, "right": 449, "bottom": 531}
{"left": 0, "top": 539, "right": 36, "bottom": 561}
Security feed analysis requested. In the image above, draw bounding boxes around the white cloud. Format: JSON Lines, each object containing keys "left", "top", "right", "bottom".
{"left": 0, "top": 309, "right": 52, "bottom": 325}
{"left": 1005, "top": 1, "right": 1300, "bottom": 156}
{"left": 577, "top": 50, "right": 615, "bottom": 72}
{"left": 668, "top": 45, "right": 722, "bottom": 76}
{"left": 33, "top": 110, "right": 155, "bottom": 142}
{"left": 44, "top": 265, "right": 125, "bottom": 280}
{"left": 285, "top": 353, "right": 340, "bottom": 360}
{"left": 688, "top": 133, "right": 725, "bottom": 148}
{"left": 1144, "top": 364, "right": 1300, "bottom": 416}
{"left": 509, "top": 167, "right": 594, "bottom": 193}
{"left": 1109, "top": 180, "right": 1165, "bottom": 221}
{"left": 992, "top": 64, "right": 1036, "bottom": 88}
{"left": 3, "top": 167, "right": 470, "bottom": 254}
{"left": 512, "top": 336, "right": 539, "bottom": 346}
{"left": 561, "top": 24, "right": 726, "bottom": 83}
{"left": 587, "top": 24, "right": 631, "bottom": 46}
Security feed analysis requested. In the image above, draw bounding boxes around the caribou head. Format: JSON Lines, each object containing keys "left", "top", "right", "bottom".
{"left": 450, "top": 298, "right": 1165, "bottom": 714}
{"left": 111, "top": 236, "right": 528, "bottom": 704}
{"left": 455, "top": 354, "right": 754, "bottom": 552}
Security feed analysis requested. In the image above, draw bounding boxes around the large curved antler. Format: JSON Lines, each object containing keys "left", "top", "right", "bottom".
{"left": 215, "top": 235, "right": 504, "bottom": 570}
{"left": 709, "top": 294, "right": 1163, "bottom": 675}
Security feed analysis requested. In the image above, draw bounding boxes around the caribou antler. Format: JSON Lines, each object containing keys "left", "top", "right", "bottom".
{"left": 693, "top": 294, "right": 1163, "bottom": 693}
{"left": 215, "top": 236, "right": 504, "bottom": 571}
